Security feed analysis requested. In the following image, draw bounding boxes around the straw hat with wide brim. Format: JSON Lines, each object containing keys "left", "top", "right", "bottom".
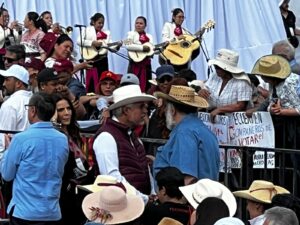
{"left": 158, "top": 217, "right": 184, "bottom": 225}
{"left": 233, "top": 180, "right": 290, "bottom": 204}
{"left": 77, "top": 175, "right": 136, "bottom": 195}
{"left": 251, "top": 55, "right": 291, "bottom": 80}
{"left": 179, "top": 178, "right": 237, "bottom": 217}
{"left": 155, "top": 85, "right": 209, "bottom": 108}
{"left": 108, "top": 85, "right": 156, "bottom": 110}
{"left": 82, "top": 186, "right": 144, "bottom": 224}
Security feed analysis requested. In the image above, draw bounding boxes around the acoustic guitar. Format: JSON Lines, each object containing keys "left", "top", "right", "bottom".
{"left": 160, "top": 20, "right": 215, "bottom": 66}
{"left": 81, "top": 40, "right": 123, "bottom": 60}
{"left": 127, "top": 42, "right": 166, "bottom": 63}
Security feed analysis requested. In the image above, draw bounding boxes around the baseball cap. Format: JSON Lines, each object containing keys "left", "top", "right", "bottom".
{"left": 24, "top": 57, "right": 46, "bottom": 72}
{"left": 53, "top": 59, "right": 74, "bottom": 73}
{"left": 120, "top": 73, "right": 140, "bottom": 85}
{"left": 156, "top": 65, "right": 175, "bottom": 79}
{"left": 37, "top": 68, "right": 59, "bottom": 83}
{"left": 0, "top": 64, "right": 29, "bottom": 85}
{"left": 99, "top": 71, "right": 119, "bottom": 82}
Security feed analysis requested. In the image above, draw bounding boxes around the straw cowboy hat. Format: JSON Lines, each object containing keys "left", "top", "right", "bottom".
{"left": 208, "top": 49, "right": 251, "bottom": 84}
{"left": 82, "top": 186, "right": 144, "bottom": 224}
{"left": 251, "top": 55, "right": 291, "bottom": 79}
{"left": 179, "top": 178, "right": 237, "bottom": 216}
{"left": 155, "top": 85, "right": 209, "bottom": 108}
{"left": 77, "top": 175, "right": 136, "bottom": 195}
{"left": 108, "top": 84, "right": 156, "bottom": 110}
{"left": 158, "top": 217, "right": 183, "bottom": 225}
{"left": 233, "top": 180, "right": 290, "bottom": 204}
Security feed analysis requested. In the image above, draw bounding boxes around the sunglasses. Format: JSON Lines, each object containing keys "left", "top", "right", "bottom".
{"left": 3, "top": 57, "right": 18, "bottom": 64}
{"left": 157, "top": 76, "right": 173, "bottom": 83}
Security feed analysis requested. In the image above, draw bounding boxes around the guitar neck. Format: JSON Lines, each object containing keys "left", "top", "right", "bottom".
{"left": 107, "top": 41, "right": 121, "bottom": 47}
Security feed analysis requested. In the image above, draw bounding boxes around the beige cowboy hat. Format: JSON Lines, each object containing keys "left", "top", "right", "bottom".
{"left": 233, "top": 180, "right": 290, "bottom": 204}
{"left": 77, "top": 175, "right": 136, "bottom": 195}
{"left": 108, "top": 84, "right": 156, "bottom": 110}
{"left": 208, "top": 49, "right": 251, "bottom": 84}
{"left": 155, "top": 85, "right": 209, "bottom": 108}
{"left": 82, "top": 186, "right": 144, "bottom": 224}
{"left": 158, "top": 217, "right": 184, "bottom": 225}
{"left": 179, "top": 178, "right": 237, "bottom": 217}
{"left": 251, "top": 55, "right": 291, "bottom": 79}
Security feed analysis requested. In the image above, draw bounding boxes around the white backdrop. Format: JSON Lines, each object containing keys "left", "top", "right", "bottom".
{"left": 3, "top": 0, "right": 297, "bottom": 80}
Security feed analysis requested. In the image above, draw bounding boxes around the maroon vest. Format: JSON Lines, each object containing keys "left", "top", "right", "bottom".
{"left": 95, "top": 118, "right": 151, "bottom": 194}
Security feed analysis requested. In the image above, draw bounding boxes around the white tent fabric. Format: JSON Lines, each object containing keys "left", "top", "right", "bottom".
{"left": 2, "top": 0, "right": 294, "bottom": 80}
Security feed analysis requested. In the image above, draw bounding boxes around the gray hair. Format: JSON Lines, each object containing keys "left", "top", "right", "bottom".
{"left": 272, "top": 40, "right": 295, "bottom": 61}
{"left": 264, "top": 206, "right": 299, "bottom": 225}
{"left": 111, "top": 103, "right": 136, "bottom": 118}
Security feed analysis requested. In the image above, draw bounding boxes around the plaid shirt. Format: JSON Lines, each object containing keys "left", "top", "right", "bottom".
{"left": 205, "top": 73, "right": 253, "bottom": 109}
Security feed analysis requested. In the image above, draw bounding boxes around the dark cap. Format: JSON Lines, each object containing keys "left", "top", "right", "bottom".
{"left": 53, "top": 59, "right": 74, "bottom": 73}
{"left": 24, "top": 57, "right": 46, "bottom": 72}
{"left": 37, "top": 68, "right": 59, "bottom": 83}
{"left": 156, "top": 65, "right": 175, "bottom": 79}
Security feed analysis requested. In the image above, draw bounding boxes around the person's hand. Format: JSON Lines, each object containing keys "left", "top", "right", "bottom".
{"left": 148, "top": 194, "right": 158, "bottom": 203}
{"left": 245, "top": 109, "right": 254, "bottom": 118}
{"left": 56, "top": 85, "right": 71, "bottom": 99}
{"left": 4, "top": 134, "right": 12, "bottom": 149}
{"left": 210, "top": 108, "right": 220, "bottom": 123}
{"left": 92, "top": 40, "right": 102, "bottom": 48}
{"left": 100, "top": 108, "right": 110, "bottom": 124}
{"left": 198, "top": 89, "right": 210, "bottom": 99}
{"left": 10, "top": 20, "right": 20, "bottom": 30}
{"left": 80, "top": 61, "right": 93, "bottom": 70}
{"left": 270, "top": 99, "right": 282, "bottom": 115}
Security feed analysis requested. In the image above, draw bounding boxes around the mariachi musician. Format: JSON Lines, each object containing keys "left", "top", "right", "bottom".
{"left": 77, "top": 13, "right": 120, "bottom": 93}
{"left": 126, "top": 16, "right": 153, "bottom": 92}
{"left": 161, "top": 8, "right": 200, "bottom": 72}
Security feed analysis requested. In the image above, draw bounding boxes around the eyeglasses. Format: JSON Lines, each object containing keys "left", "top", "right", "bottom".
{"left": 24, "top": 104, "right": 35, "bottom": 110}
{"left": 3, "top": 57, "right": 18, "bottom": 64}
{"left": 157, "top": 76, "right": 173, "bottom": 83}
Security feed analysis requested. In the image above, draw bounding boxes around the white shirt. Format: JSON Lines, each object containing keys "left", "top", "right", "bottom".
{"left": 93, "top": 116, "right": 153, "bottom": 203}
{"left": 0, "top": 90, "right": 32, "bottom": 159}
{"left": 249, "top": 214, "right": 265, "bottom": 225}
{"left": 161, "top": 22, "right": 190, "bottom": 42}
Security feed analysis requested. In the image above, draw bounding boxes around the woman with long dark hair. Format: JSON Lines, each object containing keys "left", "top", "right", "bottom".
{"left": 52, "top": 94, "right": 89, "bottom": 225}
{"left": 21, "top": 11, "right": 48, "bottom": 60}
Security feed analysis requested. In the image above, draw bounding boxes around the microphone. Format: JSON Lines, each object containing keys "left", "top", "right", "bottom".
{"left": 74, "top": 24, "right": 86, "bottom": 28}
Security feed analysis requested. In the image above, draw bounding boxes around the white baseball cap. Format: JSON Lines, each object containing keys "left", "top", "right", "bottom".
{"left": 0, "top": 64, "right": 29, "bottom": 85}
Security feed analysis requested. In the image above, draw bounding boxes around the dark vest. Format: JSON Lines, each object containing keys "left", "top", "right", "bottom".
{"left": 95, "top": 118, "right": 151, "bottom": 194}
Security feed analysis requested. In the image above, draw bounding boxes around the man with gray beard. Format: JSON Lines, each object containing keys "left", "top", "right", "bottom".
{"left": 153, "top": 85, "right": 220, "bottom": 185}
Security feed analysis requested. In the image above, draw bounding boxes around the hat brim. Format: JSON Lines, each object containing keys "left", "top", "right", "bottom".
{"left": 232, "top": 73, "right": 251, "bottom": 85}
{"left": 82, "top": 191, "right": 144, "bottom": 224}
{"left": 108, "top": 95, "right": 156, "bottom": 110}
{"left": 155, "top": 91, "right": 209, "bottom": 108}
{"left": 0, "top": 70, "right": 28, "bottom": 85}
{"left": 233, "top": 185, "right": 290, "bottom": 204}
{"left": 251, "top": 55, "right": 291, "bottom": 79}
{"left": 77, "top": 175, "right": 136, "bottom": 195}
{"left": 179, "top": 181, "right": 237, "bottom": 216}
{"left": 148, "top": 79, "right": 158, "bottom": 86}
{"left": 208, "top": 59, "right": 244, "bottom": 74}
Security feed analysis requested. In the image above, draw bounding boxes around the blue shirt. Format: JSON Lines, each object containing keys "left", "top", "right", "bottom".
{"left": 0, "top": 122, "right": 68, "bottom": 221}
{"left": 153, "top": 114, "right": 220, "bottom": 180}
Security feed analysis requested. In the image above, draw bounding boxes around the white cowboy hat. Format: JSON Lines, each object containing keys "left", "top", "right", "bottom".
{"left": 82, "top": 186, "right": 144, "bottom": 224}
{"left": 77, "top": 175, "right": 136, "bottom": 195}
{"left": 108, "top": 85, "right": 156, "bottom": 110}
{"left": 155, "top": 85, "right": 209, "bottom": 108}
{"left": 179, "top": 178, "right": 237, "bottom": 216}
{"left": 233, "top": 180, "right": 290, "bottom": 204}
{"left": 251, "top": 55, "right": 291, "bottom": 79}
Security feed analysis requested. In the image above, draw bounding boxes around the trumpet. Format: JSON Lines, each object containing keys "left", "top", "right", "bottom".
{"left": 52, "top": 23, "right": 73, "bottom": 36}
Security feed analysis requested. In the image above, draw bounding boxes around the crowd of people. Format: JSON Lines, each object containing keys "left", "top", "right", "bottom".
{"left": 0, "top": 1, "right": 300, "bottom": 225}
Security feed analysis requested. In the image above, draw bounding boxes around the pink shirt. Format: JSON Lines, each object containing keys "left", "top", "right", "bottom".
{"left": 21, "top": 29, "right": 45, "bottom": 54}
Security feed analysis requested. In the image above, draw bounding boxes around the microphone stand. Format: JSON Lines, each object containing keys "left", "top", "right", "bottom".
{"left": 76, "top": 25, "right": 85, "bottom": 84}
{"left": 198, "top": 38, "right": 213, "bottom": 78}
{"left": 157, "top": 46, "right": 171, "bottom": 65}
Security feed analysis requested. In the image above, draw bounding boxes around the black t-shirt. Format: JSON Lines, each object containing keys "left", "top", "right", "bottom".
{"left": 142, "top": 201, "right": 191, "bottom": 225}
